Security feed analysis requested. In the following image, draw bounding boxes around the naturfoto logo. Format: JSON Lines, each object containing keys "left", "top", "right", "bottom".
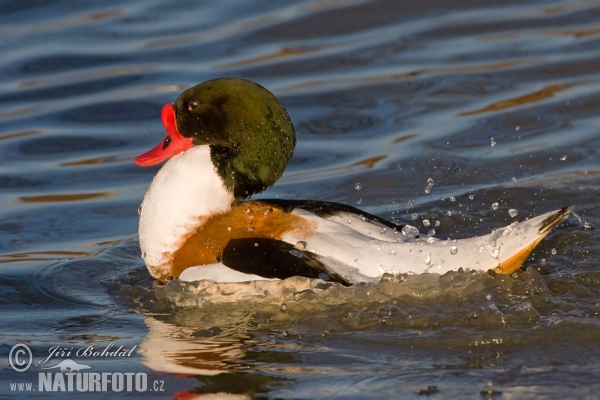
{"left": 8, "top": 343, "right": 165, "bottom": 394}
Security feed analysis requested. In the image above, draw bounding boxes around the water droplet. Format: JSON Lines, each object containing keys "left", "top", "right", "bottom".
{"left": 427, "top": 229, "right": 436, "bottom": 237}
{"left": 435, "top": 220, "right": 440, "bottom": 227}
{"left": 423, "top": 219, "right": 431, "bottom": 227}
{"left": 426, "top": 237, "right": 436, "bottom": 243}
{"left": 446, "top": 211, "right": 452, "bottom": 216}
{"left": 244, "top": 209, "right": 254, "bottom": 219}
{"left": 355, "top": 183, "right": 362, "bottom": 190}
{"left": 450, "top": 246, "right": 458, "bottom": 255}
{"left": 357, "top": 198, "right": 362, "bottom": 205}
{"left": 137, "top": 205, "right": 142, "bottom": 215}
{"left": 411, "top": 213, "right": 418, "bottom": 220}
{"left": 491, "top": 202, "right": 499, "bottom": 210}
{"left": 390, "top": 249, "right": 397, "bottom": 256}
{"left": 508, "top": 209, "right": 518, "bottom": 217}
{"left": 511, "top": 177, "right": 517, "bottom": 182}
{"left": 280, "top": 303, "right": 287, "bottom": 312}
{"left": 295, "top": 241, "right": 307, "bottom": 250}
{"left": 560, "top": 155, "right": 567, "bottom": 161}
{"left": 449, "top": 196, "right": 456, "bottom": 202}
{"left": 401, "top": 225, "right": 419, "bottom": 238}
{"left": 227, "top": 226, "right": 232, "bottom": 231}
{"left": 503, "top": 222, "right": 517, "bottom": 235}
{"left": 248, "top": 226, "right": 254, "bottom": 232}
{"left": 380, "top": 227, "right": 387, "bottom": 234}
{"left": 425, "top": 252, "right": 431, "bottom": 265}
{"left": 490, "top": 137, "right": 497, "bottom": 147}
{"left": 254, "top": 242, "right": 259, "bottom": 247}
{"left": 572, "top": 211, "right": 592, "bottom": 229}
{"left": 491, "top": 248, "right": 500, "bottom": 259}
{"left": 515, "top": 125, "right": 520, "bottom": 131}
{"left": 264, "top": 207, "right": 273, "bottom": 216}
{"left": 489, "top": 229, "right": 504, "bottom": 248}
{"left": 141, "top": 252, "right": 146, "bottom": 258}
{"left": 551, "top": 248, "right": 557, "bottom": 255}
{"left": 468, "top": 194, "right": 475, "bottom": 200}
{"left": 425, "top": 178, "right": 434, "bottom": 194}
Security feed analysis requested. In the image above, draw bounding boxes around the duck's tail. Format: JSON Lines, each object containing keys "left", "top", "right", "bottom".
{"left": 444, "top": 206, "right": 573, "bottom": 276}
{"left": 488, "top": 205, "right": 573, "bottom": 274}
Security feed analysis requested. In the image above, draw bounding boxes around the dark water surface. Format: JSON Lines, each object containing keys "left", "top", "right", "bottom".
{"left": 1, "top": 0, "right": 599, "bottom": 398}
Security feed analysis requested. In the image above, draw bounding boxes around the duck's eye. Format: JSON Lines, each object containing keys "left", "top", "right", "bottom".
{"left": 188, "top": 101, "right": 199, "bottom": 110}
{"left": 162, "top": 135, "right": 172, "bottom": 150}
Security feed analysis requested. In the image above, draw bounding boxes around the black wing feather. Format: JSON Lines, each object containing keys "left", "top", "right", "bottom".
{"left": 221, "top": 238, "right": 351, "bottom": 286}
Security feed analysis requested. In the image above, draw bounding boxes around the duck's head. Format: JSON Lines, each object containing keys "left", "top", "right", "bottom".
{"left": 135, "top": 78, "right": 296, "bottom": 200}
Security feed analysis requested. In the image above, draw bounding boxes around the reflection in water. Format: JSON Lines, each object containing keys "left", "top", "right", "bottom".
{"left": 140, "top": 316, "right": 249, "bottom": 376}
{"left": 460, "top": 83, "right": 575, "bottom": 116}
{"left": 0, "top": 250, "right": 99, "bottom": 263}
{"left": 19, "top": 192, "right": 114, "bottom": 203}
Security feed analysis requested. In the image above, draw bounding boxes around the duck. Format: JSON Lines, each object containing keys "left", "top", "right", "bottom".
{"left": 134, "top": 77, "right": 571, "bottom": 285}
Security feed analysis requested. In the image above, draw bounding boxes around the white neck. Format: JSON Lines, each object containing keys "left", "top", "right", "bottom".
{"left": 138, "top": 145, "right": 234, "bottom": 274}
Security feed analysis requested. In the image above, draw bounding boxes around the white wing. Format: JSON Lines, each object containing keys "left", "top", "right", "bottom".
{"left": 282, "top": 206, "right": 572, "bottom": 280}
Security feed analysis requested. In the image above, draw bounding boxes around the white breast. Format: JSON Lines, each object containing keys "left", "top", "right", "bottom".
{"left": 138, "top": 145, "right": 234, "bottom": 277}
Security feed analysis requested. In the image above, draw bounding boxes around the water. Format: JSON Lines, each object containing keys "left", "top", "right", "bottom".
{"left": 1, "top": 0, "right": 599, "bottom": 398}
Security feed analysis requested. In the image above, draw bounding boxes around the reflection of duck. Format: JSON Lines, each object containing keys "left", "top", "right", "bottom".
{"left": 135, "top": 78, "right": 571, "bottom": 284}
{"left": 139, "top": 316, "right": 247, "bottom": 376}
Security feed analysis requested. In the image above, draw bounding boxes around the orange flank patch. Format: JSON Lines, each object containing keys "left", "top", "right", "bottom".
{"left": 161, "top": 201, "right": 312, "bottom": 280}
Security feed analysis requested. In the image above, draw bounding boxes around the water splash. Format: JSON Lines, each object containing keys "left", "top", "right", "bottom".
{"left": 490, "top": 247, "right": 500, "bottom": 259}
{"left": 571, "top": 211, "right": 592, "bottom": 229}
{"left": 158, "top": 268, "right": 553, "bottom": 309}
{"left": 425, "top": 178, "right": 434, "bottom": 194}
{"left": 402, "top": 225, "right": 419, "bottom": 238}
{"left": 295, "top": 241, "right": 307, "bottom": 250}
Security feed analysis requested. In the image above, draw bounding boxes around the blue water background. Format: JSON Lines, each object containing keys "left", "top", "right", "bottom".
{"left": 1, "top": 0, "right": 599, "bottom": 398}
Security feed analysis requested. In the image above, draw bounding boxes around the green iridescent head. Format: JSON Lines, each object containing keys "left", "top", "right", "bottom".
{"left": 172, "top": 78, "right": 296, "bottom": 199}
